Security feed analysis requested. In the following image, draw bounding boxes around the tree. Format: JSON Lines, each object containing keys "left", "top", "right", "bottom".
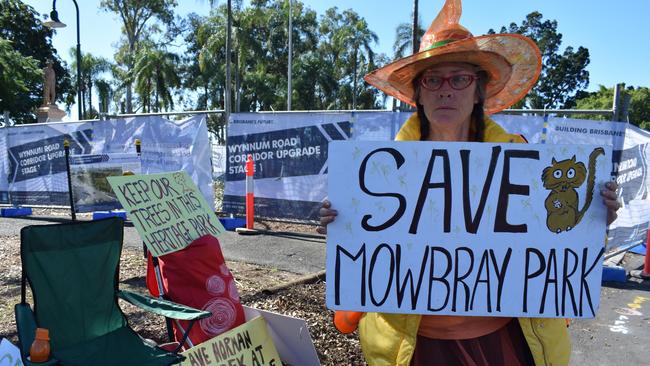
{"left": 95, "top": 79, "right": 112, "bottom": 114}
{"left": 100, "top": 0, "right": 178, "bottom": 113}
{"left": 0, "top": 0, "right": 73, "bottom": 123}
{"left": 393, "top": 18, "right": 425, "bottom": 60}
{"left": 574, "top": 84, "right": 650, "bottom": 128}
{"left": 133, "top": 43, "right": 181, "bottom": 112}
{"left": 181, "top": 1, "right": 383, "bottom": 116}
{"left": 0, "top": 39, "right": 42, "bottom": 122}
{"left": 489, "top": 12, "right": 590, "bottom": 109}
{"left": 70, "top": 50, "right": 111, "bottom": 119}
{"left": 333, "top": 10, "right": 378, "bottom": 109}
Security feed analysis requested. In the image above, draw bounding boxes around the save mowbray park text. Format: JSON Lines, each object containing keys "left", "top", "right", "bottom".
{"left": 325, "top": 141, "right": 611, "bottom": 318}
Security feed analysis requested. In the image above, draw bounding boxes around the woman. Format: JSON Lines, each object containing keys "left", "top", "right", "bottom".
{"left": 318, "top": 1, "right": 621, "bottom": 365}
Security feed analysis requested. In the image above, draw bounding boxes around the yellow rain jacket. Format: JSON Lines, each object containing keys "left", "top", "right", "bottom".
{"left": 357, "top": 113, "right": 571, "bottom": 366}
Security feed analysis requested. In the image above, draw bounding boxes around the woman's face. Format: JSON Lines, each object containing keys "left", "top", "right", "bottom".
{"left": 417, "top": 62, "right": 479, "bottom": 127}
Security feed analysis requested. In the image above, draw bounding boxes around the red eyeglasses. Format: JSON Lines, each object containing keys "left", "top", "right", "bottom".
{"left": 420, "top": 74, "right": 479, "bottom": 91}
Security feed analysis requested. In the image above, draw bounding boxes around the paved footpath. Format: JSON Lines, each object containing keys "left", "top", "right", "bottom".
{"left": 0, "top": 216, "right": 326, "bottom": 275}
{"left": 1, "top": 216, "right": 649, "bottom": 363}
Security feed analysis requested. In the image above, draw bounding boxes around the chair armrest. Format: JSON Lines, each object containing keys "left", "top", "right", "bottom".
{"left": 23, "top": 358, "right": 60, "bottom": 366}
{"left": 14, "top": 304, "right": 61, "bottom": 365}
{"left": 118, "top": 290, "right": 211, "bottom": 321}
{"left": 15, "top": 303, "right": 37, "bottom": 356}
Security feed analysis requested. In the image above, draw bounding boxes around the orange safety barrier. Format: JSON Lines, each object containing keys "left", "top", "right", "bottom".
{"left": 245, "top": 154, "right": 254, "bottom": 230}
{"left": 644, "top": 230, "right": 650, "bottom": 277}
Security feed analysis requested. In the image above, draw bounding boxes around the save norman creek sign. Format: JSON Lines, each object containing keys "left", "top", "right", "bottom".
{"left": 326, "top": 141, "right": 611, "bottom": 318}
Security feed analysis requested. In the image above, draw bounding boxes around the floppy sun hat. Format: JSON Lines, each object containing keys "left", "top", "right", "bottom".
{"left": 364, "top": 0, "right": 542, "bottom": 115}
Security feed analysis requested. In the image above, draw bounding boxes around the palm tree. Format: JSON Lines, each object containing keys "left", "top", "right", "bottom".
{"left": 133, "top": 44, "right": 181, "bottom": 112}
{"left": 95, "top": 79, "right": 112, "bottom": 114}
{"left": 334, "top": 10, "right": 378, "bottom": 109}
{"left": 393, "top": 16, "right": 425, "bottom": 60}
{"left": 70, "top": 50, "right": 111, "bottom": 119}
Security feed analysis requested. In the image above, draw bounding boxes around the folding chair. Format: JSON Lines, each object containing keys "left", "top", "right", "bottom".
{"left": 146, "top": 234, "right": 246, "bottom": 349}
{"left": 14, "top": 217, "right": 211, "bottom": 366}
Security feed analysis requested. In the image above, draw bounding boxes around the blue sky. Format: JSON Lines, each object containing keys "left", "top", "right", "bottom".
{"left": 24, "top": 0, "right": 649, "bottom": 119}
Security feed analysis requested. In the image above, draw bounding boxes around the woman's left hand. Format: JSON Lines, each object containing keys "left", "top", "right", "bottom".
{"left": 601, "top": 181, "right": 621, "bottom": 225}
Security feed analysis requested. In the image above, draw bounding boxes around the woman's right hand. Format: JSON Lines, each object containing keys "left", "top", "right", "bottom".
{"left": 316, "top": 199, "right": 338, "bottom": 235}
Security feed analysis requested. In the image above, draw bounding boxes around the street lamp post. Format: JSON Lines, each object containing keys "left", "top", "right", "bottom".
{"left": 44, "top": 0, "right": 82, "bottom": 121}
{"left": 287, "top": 0, "right": 293, "bottom": 111}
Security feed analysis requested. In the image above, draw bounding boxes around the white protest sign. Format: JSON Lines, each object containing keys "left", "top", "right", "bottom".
{"left": 180, "top": 316, "right": 281, "bottom": 366}
{"left": 326, "top": 141, "right": 611, "bottom": 318}
{"left": 0, "top": 339, "right": 23, "bottom": 366}
{"left": 243, "top": 306, "right": 319, "bottom": 366}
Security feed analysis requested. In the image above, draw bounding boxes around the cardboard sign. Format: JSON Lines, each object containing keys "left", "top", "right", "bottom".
{"left": 0, "top": 338, "right": 23, "bottom": 366}
{"left": 108, "top": 171, "right": 225, "bottom": 256}
{"left": 180, "top": 316, "right": 281, "bottom": 366}
{"left": 326, "top": 141, "right": 612, "bottom": 318}
{"left": 243, "top": 307, "right": 319, "bottom": 366}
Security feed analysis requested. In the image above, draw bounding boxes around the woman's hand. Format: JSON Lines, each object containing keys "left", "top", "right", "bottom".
{"left": 601, "top": 181, "right": 621, "bottom": 225}
{"left": 316, "top": 199, "right": 338, "bottom": 235}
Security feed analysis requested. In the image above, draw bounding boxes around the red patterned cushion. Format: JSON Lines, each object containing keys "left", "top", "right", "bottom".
{"left": 146, "top": 235, "right": 246, "bottom": 346}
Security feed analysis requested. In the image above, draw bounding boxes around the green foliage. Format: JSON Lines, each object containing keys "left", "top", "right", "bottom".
{"left": 392, "top": 16, "right": 425, "bottom": 60}
{"left": 574, "top": 84, "right": 650, "bottom": 128}
{"left": 70, "top": 50, "right": 112, "bottom": 118}
{"left": 0, "top": 39, "right": 43, "bottom": 120}
{"left": 133, "top": 43, "right": 180, "bottom": 112}
{"left": 489, "top": 11, "right": 590, "bottom": 109}
{"left": 182, "top": 0, "right": 385, "bottom": 117}
{"left": 100, "top": 0, "right": 178, "bottom": 113}
{"left": 0, "top": 0, "right": 73, "bottom": 124}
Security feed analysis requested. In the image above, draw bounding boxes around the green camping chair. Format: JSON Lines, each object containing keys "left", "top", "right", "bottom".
{"left": 14, "top": 217, "right": 211, "bottom": 366}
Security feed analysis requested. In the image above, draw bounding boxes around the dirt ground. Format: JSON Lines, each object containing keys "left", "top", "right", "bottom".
{"left": 0, "top": 219, "right": 365, "bottom": 365}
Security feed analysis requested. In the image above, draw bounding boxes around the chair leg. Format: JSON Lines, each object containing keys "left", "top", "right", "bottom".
{"left": 166, "top": 317, "right": 174, "bottom": 342}
{"left": 172, "top": 319, "right": 197, "bottom": 353}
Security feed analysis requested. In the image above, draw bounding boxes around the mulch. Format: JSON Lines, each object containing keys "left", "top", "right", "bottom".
{"left": 0, "top": 227, "right": 365, "bottom": 365}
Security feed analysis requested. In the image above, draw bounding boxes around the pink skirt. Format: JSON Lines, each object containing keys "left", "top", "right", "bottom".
{"left": 410, "top": 319, "right": 534, "bottom": 366}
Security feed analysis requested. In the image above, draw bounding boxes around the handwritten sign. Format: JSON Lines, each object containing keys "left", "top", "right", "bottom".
{"left": 180, "top": 316, "right": 281, "bottom": 366}
{"left": 0, "top": 338, "right": 23, "bottom": 366}
{"left": 108, "top": 171, "right": 225, "bottom": 256}
{"left": 326, "top": 141, "right": 612, "bottom": 318}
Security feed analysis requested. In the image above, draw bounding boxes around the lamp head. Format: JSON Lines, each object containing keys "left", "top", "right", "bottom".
{"left": 43, "top": 9, "right": 66, "bottom": 28}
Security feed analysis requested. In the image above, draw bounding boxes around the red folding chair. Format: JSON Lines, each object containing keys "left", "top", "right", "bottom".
{"left": 146, "top": 235, "right": 246, "bottom": 349}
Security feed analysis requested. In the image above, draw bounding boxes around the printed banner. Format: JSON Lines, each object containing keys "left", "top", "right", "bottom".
{"left": 0, "top": 129, "right": 9, "bottom": 204}
{"left": 0, "top": 115, "right": 213, "bottom": 211}
{"left": 607, "top": 125, "right": 650, "bottom": 251}
{"left": 70, "top": 153, "right": 141, "bottom": 212}
{"left": 107, "top": 171, "right": 225, "bottom": 257}
{"left": 180, "top": 316, "right": 281, "bottom": 366}
{"left": 326, "top": 141, "right": 611, "bottom": 317}
{"left": 224, "top": 112, "right": 351, "bottom": 220}
{"left": 5, "top": 125, "right": 91, "bottom": 205}
{"left": 492, "top": 114, "right": 547, "bottom": 143}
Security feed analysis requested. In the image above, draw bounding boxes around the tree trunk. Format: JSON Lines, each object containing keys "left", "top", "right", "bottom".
{"left": 204, "top": 81, "right": 209, "bottom": 110}
{"left": 146, "top": 79, "right": 151, "bottom": 113}
{"left": 234, "top": 51, "right": 240, "bottom": 113}
{"left": 352, "top": 47, "right": 358, "bottom": 110}
{"left": 412, "top": 0, "right": 419, "bottom": 54}
{"left": 155, "top": 75, "right": 160, "bottom": 112}
{"left": 88, "top": 75, "right": 93, "bottom": 118}
{"left": 81, "top": 83, "right": 86, "bottom": 120}
{"left": 126, "top": 43, "right": 135, "bottom": 113}
{"left": 225, "top": 0, "right": 232, "bottom": 118}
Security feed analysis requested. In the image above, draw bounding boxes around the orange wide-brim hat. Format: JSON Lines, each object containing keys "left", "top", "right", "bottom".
{"left": 364, "top": 0, "right": 542, "bottom": 115}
